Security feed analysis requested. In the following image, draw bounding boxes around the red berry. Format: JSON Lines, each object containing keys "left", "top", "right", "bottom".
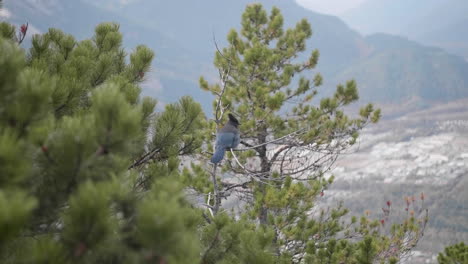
{"left": 20, "top": 24, "right": 27, "bottom": 34}
{"left": 41, "top": 145, "right": 48, "bottom": 153}
{"left": 386, "top": 200, "right": 391, "bottom": 207}
{"left": 380, "top": 219, "right": 385, "bottom": 225}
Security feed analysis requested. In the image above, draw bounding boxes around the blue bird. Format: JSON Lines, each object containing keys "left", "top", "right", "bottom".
{"left": 211, "top": 114, "right": 240, "bottom": 164}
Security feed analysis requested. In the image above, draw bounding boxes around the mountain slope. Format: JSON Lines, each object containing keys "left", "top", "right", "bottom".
{"left": 85, "top": 0, "right": 369, "bottom": 78}
{"left": 342, "top": 0, "right": 468, "bottom": 59}
{"left": 4, "top": 0, "right": 468, "bottom": 108}
{"left": 417, "top": 18, "right": 468, "bottom": 61}
{"left": 333, "top": 34, "right": 468, "bottom": 103}
{"left": 3, "top": 0, "right": 213, "bottom": 103}
{"left": 66, "top": 0, "right": 468, "bottom": 105}
{"left": 342, "top": 0, "right": 442, "bottom": 36}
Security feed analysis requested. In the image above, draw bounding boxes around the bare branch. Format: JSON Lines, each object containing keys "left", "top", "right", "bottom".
{"left": 211, "top": 164, "right": 221, "bottom": 215}
{"left": 17, "top": 22, "right": 28, "bottom": 45}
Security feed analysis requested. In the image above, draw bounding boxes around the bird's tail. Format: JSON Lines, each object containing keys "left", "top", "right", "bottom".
{"left": 211, "top": 146, "right": 225, "bottom": 164}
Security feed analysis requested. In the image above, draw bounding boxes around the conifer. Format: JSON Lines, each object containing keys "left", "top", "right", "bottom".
{"left": 0, "top": 4, "right": 429, "bottom": 263}
{"left": 438, "top": 242, "right": 468, "bottom": 264}
{"left": 0, "top": 22, "right": 205, "bottom": 263}
{"left": 196, "top": 4, "right": 426, "bottom": 263}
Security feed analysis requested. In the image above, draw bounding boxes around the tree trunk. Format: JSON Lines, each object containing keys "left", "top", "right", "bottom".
{"left": 257, "top": 125, "right": 270, "bottom": 225}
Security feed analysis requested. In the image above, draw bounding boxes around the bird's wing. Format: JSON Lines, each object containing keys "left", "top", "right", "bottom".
{"left": 216, "top": 132, "right": 237, "bottom": 149}
{"left": 232, "top": 133, "right": 240, "bottom": 148}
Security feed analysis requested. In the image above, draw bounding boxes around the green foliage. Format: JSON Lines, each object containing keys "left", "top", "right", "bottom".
{"left": 0, "top": 191, "right": 36, "bottom": 247}
{"left": 0, "top": 4, "right": 425, "bottom": 264}
{"left": 135, "top": 177, "right": 202, "bottom": 263}
{"left": 61, "top": 181, "right": 117, "bottom": 254}
{"left": 0, "top": 22, "right": 16, "bottom": 40}
{"left": 151, "top": 96, "right": 207, "bottom": 158}
{"left": 438, "top": 242, "right": 468, "bottom": 264}
{"left": 194, "top": 4, "right": 423, "bottom": 264}
{"left": 0, "top": 21, "right": 206, "bottom": 263}
{"left": 356, "top": 236, "right": 378, "bottom": 264}
{"left": 200, "top": 213, "right": 275, "bottom": 264}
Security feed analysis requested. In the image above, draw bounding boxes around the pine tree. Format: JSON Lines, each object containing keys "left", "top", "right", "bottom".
{"left": 196, "top": 4, "right": 426, "bottom": 263}
{"left": 438, "top": 242, "right": 468, "bottom": 264}
{"left": 0, "top": 22, "right": 206, "bottom": 263}
{"left": 0, "top": 4, "right": 429, "bottom": 264}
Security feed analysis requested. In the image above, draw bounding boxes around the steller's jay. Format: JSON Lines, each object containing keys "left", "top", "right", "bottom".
{"left": 211, "top": 114, "right": 240, "bottom": 163}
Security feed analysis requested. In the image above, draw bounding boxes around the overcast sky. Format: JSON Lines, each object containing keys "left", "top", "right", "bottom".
{"left": 295, "top": 0, "right": 367, "bottom": 15}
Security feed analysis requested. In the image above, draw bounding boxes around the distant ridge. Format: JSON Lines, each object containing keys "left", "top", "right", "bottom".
{"left": 5, "top": 0, "right": 468, "bottom": 109}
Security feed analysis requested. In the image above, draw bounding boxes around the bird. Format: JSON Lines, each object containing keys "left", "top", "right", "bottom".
{"left": 211, "top": 113, "right": 240, "bottom": 164}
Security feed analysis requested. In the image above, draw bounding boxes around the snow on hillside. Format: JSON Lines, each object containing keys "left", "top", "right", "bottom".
{"left": 325, "top": 101, "right": 468, "bottom": 263}
{"left": 334, "top": 132, "right": 468, "bottom": 185}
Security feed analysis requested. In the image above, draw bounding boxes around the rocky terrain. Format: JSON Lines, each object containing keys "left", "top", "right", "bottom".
{"left": 210, "top": 99, "right": 468, "bottom": 263}
{"left": 326, "top": 99, "right": 468, "bottom": 263}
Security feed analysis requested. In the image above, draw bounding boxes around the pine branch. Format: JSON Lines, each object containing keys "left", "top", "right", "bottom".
{"left": 128, "top": 147, "right": 161, "bottom": 169}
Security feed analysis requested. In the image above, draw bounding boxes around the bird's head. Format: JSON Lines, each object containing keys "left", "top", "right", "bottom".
{"left": 228, "top": 113, "right": 240, "bottom": 128}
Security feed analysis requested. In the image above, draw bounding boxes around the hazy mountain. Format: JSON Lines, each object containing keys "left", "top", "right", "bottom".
{"left": 334, "top": 34, "right": 468, "bottom": 103}
{"left": 417, "top": 18, "right": 468, "bottom": 62}
{"left": 3, "top": 0, "right": 468, "bottom": 109}
{"left": 341, "top": 0, "right": 439, "bottom": 36}
{"left": 84, "top": 0, "right": 366, "bottom": 72}
{"left": 342, "top": 0, "right": 468, "bottom": 60}
{"left": 2, "top": 0, "right": 369, "bottom": 106}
